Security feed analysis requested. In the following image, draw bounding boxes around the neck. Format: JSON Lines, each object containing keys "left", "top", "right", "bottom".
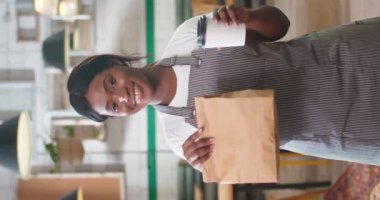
{"left": 143, "top": 66, "right": 177, "bottom": 105}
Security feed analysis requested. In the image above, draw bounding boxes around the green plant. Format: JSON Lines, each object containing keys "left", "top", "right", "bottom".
{"left": 44, "top": 142, "right": 60, "bottom": 172}
{"left": 62, "top": 125, "right": 75, "bottom": 137}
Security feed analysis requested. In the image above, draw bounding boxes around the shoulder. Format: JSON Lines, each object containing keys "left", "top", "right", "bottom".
{"left": 174, "top": 15, "right": 199, "bottom": 36}
{"left": 161, "top": 15, "right": 210, "bottom": 58}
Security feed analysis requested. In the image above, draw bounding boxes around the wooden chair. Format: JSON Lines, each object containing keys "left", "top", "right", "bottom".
{"left": 278, "top": 189, "right": 327, "bottom": 200}
{"left": 216, "top": 150, "right": 331, "bottom": 200}
{"left": 280, "top": 151, "right": 330, "bottom": 167}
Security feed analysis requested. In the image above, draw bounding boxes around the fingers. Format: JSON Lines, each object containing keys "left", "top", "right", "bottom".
{"left": 226, "top": 5, "right": 239, "bottom": 26}
{"left": 217, "top": 7, "right": 230, "bottom": 26}
{"left": 187, "top": 143, "right": 213, "bottom": 162}
{"left": 212, "top": 9, "right": 221, "bottom": 23}
{"left": 182, "top": 129, "right": 203, "bottom": 149}
{"left": 182, "top": 129, "right": 215, "bottom": 168}
{"left": 212, "top": 5, "right": 240, "bottom": 27}
{"left": 192, "top": 149, "right": 213, "bottom": 166}
{"left": 184, "top": 137, "right": 215, "bottom": 161}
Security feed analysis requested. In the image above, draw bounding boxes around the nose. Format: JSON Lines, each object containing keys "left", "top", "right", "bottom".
{"left": 117, "top": 96, "right": 129, "bottom": 103}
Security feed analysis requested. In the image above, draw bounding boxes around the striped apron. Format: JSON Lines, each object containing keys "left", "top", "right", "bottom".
{"left": 155, "top": 17, "right": 380, "bottom": 165}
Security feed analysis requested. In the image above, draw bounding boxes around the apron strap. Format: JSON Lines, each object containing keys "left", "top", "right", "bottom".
{"left": 157, "top": 56, "right": 202, "bottom": 67}
{"left": 153, "top": 105, "right": 195, "bottom": 119}
{"left": 154, "top": 55, "right": 201, "bottom": 124}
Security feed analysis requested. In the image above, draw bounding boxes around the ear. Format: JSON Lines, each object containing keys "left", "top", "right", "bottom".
{"left": 146, "top": 61, "right": 157, "bottom": 68}
{"left": 124, "top": 61, "right": 131, "bottom": 67}
{"left": 110, "top": 59, "right": 123, "bottom": 66}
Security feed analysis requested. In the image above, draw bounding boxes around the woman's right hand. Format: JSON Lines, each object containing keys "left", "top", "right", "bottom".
{"left": 182, "top": 129, "right": 215, "bottom": 171}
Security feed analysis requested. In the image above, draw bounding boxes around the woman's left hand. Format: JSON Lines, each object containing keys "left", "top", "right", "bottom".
{"left": 212, "top": 5, "right": 290, "bottom": 41}
{"left": 212, "top": 5, "right": 246, "bottom": 27}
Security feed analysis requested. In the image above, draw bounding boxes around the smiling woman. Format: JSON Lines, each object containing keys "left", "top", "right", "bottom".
{"left": 67, "top": 54, "right": 177, "bottom": 122}
{"left": 67, "top": 5, "right": 380, "bottom": 174}
{"left": 85, "top": 63, "right": 154, "bottom": 116}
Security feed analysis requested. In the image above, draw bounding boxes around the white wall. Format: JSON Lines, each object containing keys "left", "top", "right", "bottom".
{"left": 0, "top": 0, "right": 42, "bottom": 111}
{"left": 0, "top": 166, "right": 17, "bottom": 200}
{"left": 0, "top": 0, "right": 180, "bottom": 199}
{"left": 0, "top": 0, "right": 49, "bottom": 199}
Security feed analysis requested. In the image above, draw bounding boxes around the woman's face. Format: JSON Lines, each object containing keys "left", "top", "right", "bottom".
{"left": 85, "top": 65, "right": 154, "bottom": 117}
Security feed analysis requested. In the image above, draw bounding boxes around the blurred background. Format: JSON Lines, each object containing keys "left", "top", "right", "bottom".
{"left": 0, "top": 0, "right": 379, "bottom": 199}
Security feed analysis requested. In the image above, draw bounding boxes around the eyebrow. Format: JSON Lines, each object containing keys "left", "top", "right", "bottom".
{"left": 102, "top": 75, "right": 110, "bottom": 112}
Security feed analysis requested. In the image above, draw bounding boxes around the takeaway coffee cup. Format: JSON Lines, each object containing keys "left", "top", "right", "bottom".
{"left": 197, "top": 15, "right": 246, "bottom": 48}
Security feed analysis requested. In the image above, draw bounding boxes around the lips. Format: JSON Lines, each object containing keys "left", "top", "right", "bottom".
{"left": 131, "top": 82, "right": 141, "bottom": 106}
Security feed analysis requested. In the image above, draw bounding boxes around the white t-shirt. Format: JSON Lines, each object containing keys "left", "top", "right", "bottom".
{"left": 157, "top": 15, "right": 202, "bottom": 159}
{"left": 158, "top": 13, "right": 247, "bottom": 159}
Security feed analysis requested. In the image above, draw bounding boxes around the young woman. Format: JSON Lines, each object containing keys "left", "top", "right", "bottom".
{"left": 67, "top": 5, "right": 380, "bottom": 171}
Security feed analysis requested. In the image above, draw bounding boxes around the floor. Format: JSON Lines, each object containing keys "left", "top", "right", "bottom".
{"left": 261, "top": 0, "right": 380, "bottom": 199}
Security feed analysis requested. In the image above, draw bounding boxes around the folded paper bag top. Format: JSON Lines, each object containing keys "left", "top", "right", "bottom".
{"left": 195, "top": 89, "right": 278, "bottom": 184}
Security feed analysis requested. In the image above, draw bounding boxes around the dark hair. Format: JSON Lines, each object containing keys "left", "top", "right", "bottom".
{"left": 67, "top": 54, "right": 141, "bottom": 122}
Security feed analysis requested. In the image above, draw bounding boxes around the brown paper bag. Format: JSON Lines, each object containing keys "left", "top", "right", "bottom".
{"left": 195, "top": 89, "right": 278, "bottom": 183}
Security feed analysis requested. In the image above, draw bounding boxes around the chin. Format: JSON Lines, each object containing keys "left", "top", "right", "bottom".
{"left": 128, "top": 105, "right": 146, "bottom": 116}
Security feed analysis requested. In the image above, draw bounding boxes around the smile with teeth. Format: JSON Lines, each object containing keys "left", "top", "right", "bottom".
{"left": 132, "top": 82, "right": 141, "bottom": 105}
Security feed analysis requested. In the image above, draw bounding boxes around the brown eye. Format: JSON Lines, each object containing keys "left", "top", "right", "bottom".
{"left": 112, "top": 102, "right": 119, "bottom": 112}
{"left": 110, "top": 78, "right": 116, "bottom": 88}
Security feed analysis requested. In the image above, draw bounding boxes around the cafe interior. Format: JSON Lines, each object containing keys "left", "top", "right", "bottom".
{"left": 0, "top": 0, "right": 380, "bottom": 199}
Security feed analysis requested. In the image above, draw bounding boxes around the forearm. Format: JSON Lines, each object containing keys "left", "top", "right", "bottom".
{"left": 243, "top": 6, "right": 290, "bottom": 41}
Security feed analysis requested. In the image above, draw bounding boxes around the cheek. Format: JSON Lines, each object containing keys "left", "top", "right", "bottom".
{"left": 86, "top": 89, "right": 108, "bottom": 115}
{"left": 118, "top": 78, "right": 125, "bottom": 86}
